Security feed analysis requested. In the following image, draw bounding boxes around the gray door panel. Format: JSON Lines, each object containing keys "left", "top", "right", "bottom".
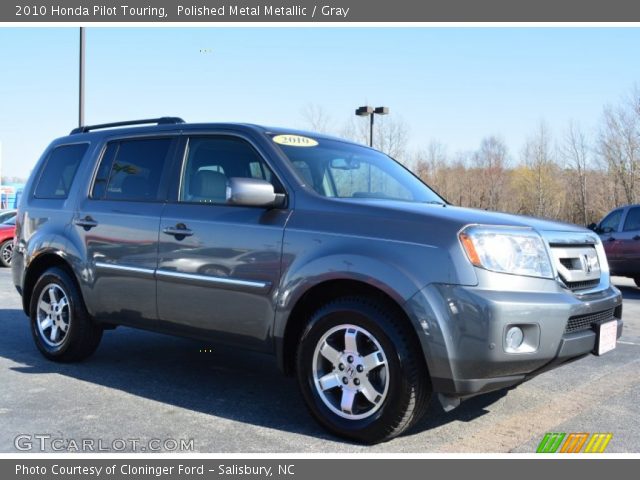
{"left": 157, "top": 204, "right": 288, "bottom": 350}
{"left": 75, "top": 200, "right": 163, "bottom": 322}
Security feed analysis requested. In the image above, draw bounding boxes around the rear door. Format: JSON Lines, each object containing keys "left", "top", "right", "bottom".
{"left": 73, "top": 135, "right": 178, "bottom": 325}
{"left": 616, "top": 206, "right": 640, "bottom": 276}
{"left": 156, "top": 133, "right": 290, "bottom": 351}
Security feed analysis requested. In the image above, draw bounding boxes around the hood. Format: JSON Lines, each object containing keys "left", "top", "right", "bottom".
{"left": 348, "top": 199, "right": 588, "bottom": 234}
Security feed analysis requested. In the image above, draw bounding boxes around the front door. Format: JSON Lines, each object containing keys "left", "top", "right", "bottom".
{"left": 157, "top": 134, "right": 290, "bottom": 351}
{"left": 616, "top": 206, "right": 640, "bottom": 276}
{"left": 598, "top": 208, "right": 624, "bottom": 275}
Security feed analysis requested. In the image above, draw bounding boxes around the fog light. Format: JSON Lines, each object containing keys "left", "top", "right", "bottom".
{"left": 506, "top": 326, "right": 524, "bottom": 350}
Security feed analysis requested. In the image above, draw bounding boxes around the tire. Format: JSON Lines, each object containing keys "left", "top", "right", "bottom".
{"left": 296, "top": 296, "right": 431, "bottom": 444}
{"left": 0, "top": 239, "right": 13, "bottom": 267}
{"left": 29, "top": 267, "right": 103, "bottom": 362}
{"left": 634, "top": 277, "right": 640, "bottom": 288}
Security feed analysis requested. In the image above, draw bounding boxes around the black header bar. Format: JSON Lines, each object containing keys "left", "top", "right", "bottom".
{"left": 4, "top": 0, "right": 640, "bottom": 23}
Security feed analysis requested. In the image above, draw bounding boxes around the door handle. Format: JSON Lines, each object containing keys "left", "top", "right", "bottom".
{"left": 163, "top": 224, "right": 194, "bottom": 238}
{"left": 634, "top": 235, "right": 640, "bottom": 241}
{"left": 607, "top": 237, "right": 616, "bottom": 242}
{"left": 74, "top": 216, "right": 98, "bottom": 230}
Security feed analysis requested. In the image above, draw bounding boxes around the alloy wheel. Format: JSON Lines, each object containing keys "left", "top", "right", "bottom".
{"left": 311, "top": 324, "right": 389, "bottom": 420}
{"left": 36, "top": 284, "right": 71, "bottom": 347}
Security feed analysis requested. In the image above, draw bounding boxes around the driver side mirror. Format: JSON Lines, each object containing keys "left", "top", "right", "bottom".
{"left": 587, "top": 223, "right": 598, "bottom": 231}
{"left": 225, "top": 177, "right": 286, "bottom": 208}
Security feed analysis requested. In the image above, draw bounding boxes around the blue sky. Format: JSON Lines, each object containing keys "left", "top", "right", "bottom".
{"left": 1, "top": 27, "right": 639, "bottom": 178}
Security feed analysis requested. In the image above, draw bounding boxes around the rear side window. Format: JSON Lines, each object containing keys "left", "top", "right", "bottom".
{"left": 623, "top": 207, "right": 640, "bottom": 232}
{"left": 91, "top": 138, "right": 173, "bottom": 201}
{"left": 34, "top": 143, "right": 88, "bottom": 199}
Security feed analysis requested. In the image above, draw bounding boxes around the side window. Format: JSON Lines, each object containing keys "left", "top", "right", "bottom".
{"left": 91, "top": 138, "right": 173, "bottom": 201}
{"left": 34, "top": 143, "right": 88, "bottom": 199}
{"left": 623, "top": 207, "right": 640, "bottom": 232}
{"left": 249, "top": 161, "right": 273, "bottom": 182}
{"left": 599, "top": 209, "right": 623, "bottom": 233}
{"left": 180, "top": 136, "right": 279, "bottom": 203}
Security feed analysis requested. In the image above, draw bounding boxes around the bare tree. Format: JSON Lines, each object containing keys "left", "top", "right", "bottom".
{"left": 598, "top": 88, "right": 640, "bottom": 205}
{"left": 342, "top": 115, "right": 410, "bottom": 162}
{"left": 300, "top": 104, "right": 333, "bottom": 134}
{"left": 413, "top": 141, "right": 451, "bottom": 199}
{"left": 470, "top": 136, "right": 508, "bottom": 211}
{"left": 561, "top": 121, "right": 590, "bottom": 224}
{"left": 518, "top": 122, "right": 563, "bottom": 218}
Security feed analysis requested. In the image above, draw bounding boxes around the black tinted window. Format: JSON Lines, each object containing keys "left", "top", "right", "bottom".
{"left": 92, "top": 138, "right": 172, "bottom": 201}
{"left": 34, "top": 144, "right": 88, "bottom": 199}
{"left": 600, "top": 210, "right": 622, "bottom": 232}
{"left": 623, "top": 207, "right": 640, "bottom": 232}
{"left": 180, "top": 137, "right": 279, "bottom": 203}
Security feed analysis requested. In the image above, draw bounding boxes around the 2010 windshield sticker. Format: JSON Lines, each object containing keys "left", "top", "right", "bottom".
{"left": 272, "top": 134, "right": 319, "bottom": 147}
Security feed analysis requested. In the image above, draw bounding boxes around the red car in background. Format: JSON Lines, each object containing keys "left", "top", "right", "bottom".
{"left": 0, "top": 216, "right": 16, "bottom": 268}
{"left": 591, "top": 204, "right": 640, "bottom": 287}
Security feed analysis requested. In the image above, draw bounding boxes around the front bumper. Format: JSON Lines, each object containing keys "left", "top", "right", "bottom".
{"left": 404, "top": 281, "right": 623, "bottom": 398}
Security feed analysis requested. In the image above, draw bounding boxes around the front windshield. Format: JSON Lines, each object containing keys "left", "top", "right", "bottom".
{"left": 272, "top": 135, "right": 445, "bottom": 204}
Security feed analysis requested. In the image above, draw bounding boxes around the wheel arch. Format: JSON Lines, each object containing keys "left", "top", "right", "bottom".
{"left": 22, "top": 252, "right": 81, "bottom": 316}
{"left": 276, "top": 278, "right": 428, "bottom": 377}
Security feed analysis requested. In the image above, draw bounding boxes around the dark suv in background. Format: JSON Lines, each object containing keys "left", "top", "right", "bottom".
{"left": 13, "top": 118, "right": 623, "bottom": 443}
{"left": 591, "top": 204, "right": 640, "bottom": 287}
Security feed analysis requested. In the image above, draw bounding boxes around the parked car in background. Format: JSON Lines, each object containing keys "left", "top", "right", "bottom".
{"left": 590, "top": 204, "right": 640, "bottom": 287}
{"left": 0, "top": 217, "right": 16, "bottom": 267}
{"left": 0, "top": 209, "right": 16, "bottom": 224}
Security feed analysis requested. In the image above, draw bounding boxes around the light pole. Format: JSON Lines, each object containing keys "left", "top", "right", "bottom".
{"left": 355, "top": 105, "right": 389, "bottom": 147}
{"left": 79, "top": 27, "right": 85, "bottom": 127}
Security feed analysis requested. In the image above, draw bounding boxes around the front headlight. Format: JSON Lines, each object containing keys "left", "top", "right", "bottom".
{"left": 459, "top": 225, "right": 553, "bottom": 279}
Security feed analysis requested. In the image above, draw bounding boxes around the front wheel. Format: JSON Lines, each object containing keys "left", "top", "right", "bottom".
{"left": 296, "top": 297, "right": 431, "bottom": 444}
{"left": 30, "top": 267, "right": 103, "bottom": 362}
{"left": 0, "top": 239, "right": 13, "bottom": 267}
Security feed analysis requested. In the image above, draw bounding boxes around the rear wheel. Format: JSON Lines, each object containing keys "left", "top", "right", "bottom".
{"left": 296, "top": 296, "right": 431, "bottom": 444}
{"left": 30, "top": 267, "right": 103, "bottom": 362}
{"left": 634, "top": 277, "right": 640, "bottom": 288}
{"left": 0, "top": 239, "right": 13, "bottom": 267}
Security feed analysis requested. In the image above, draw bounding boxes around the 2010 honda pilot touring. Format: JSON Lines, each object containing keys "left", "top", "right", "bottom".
{"left": 13, "top": 118, "right": 623, "bottom": 443}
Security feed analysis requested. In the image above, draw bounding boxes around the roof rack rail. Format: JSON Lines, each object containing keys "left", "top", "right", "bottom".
{"left": 70, "top": 117, "right": 185, "bottom": 134}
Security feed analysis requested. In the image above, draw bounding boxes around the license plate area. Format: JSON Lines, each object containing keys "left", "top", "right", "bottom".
{"left": 594, "top": 320, "right": 618, "bottom": 356}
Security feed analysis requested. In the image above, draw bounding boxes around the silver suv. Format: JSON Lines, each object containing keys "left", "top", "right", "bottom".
{"left": 12, "top": 118, "right": 623, "bottom": 443}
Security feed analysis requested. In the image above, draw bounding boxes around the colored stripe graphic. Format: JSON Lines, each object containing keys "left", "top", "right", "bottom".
{"left": 584, "top": 433, "right": 613, "bottom": 453}
{"left": 536, "top": 433, "right": 566, "bottom": 453}
{"left": 560, "top": 433, "right": 589, "bottom": 453}
{"left": 537, "top": 433, "right": 613, "bottom": 453}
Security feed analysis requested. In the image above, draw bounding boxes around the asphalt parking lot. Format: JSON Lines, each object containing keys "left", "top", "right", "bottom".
{"left": 0, "top": 268, "right": 638, "bottom": 453}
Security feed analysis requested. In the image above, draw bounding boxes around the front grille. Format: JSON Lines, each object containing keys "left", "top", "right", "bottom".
{"left": 550, "top": 244, "right": 601, "bottom": 293}
{"left": 561, "top": 278, "right": 600, "bottom": 291}
{"left": 565, "top": 308, "right": 616, "bottom": 334}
